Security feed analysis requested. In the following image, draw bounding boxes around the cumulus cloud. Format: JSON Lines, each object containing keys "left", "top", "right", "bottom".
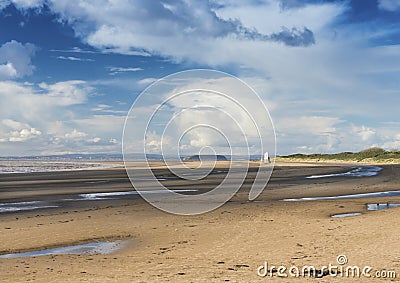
{"left": 73, "top": 115, "right": 125, "bottom": 141}
{"left": 38, "top": 80, "right": 90, "bottom": 106}
{"left": 352, "top": 125, "right": 376, "bottom": 142}
{"left": 382, "top": 134, "right": 400, "bottom": 149}
{"left": 64, "top": 129, "right": 87, "bottom": 139}
{"left": 378, "top": 0, "right": 400, "bottom": 11}
{"left": 47, "top": 119, "right": 120, "bottom": 149}
{"left": 8, "top": 127, "right": 41, "bottom": 142}
{"left": 92, "top": 137, "right": 101, "bottom": 143}
{"left": 11, "top": 0, "right": 313, "bottom": 62}
{"left": 2, "top": 0, "right": 400, "bottom": 155}
{"left": 0, "top": 119, "right": 42, "bottom": 142}
{"left": 123, "top": 75, "right": 276, "bottom": 156}
{"left": 0, "top": 80, "right": 95, "bottom": 152}
{"left": 0, "top": 40, "right": 36, "bottom": 80}
{"left": 0, "top": 80, "right": 91, "bottom": 130}
{"left": 2, "top": 119, "right": 30, "bottom": 130}
{"left": 0, "top": 63, "right": 17, "bottom": 79}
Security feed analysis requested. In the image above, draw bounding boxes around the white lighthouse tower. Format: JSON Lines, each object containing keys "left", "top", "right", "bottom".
{"left": 263, "top": 152, "right": 270, "bottom": 164}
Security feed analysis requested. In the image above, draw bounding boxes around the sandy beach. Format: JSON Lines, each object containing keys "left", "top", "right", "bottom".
{"left": 1, "top": 161, "right": 400, "bottom": 282}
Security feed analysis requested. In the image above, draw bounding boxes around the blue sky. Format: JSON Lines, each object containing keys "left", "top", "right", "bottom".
{"left": 0, "top": 0, "right": 400, "bottom": 156}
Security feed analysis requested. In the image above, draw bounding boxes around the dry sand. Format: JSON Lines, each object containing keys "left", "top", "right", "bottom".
{"left": 1, "top": 161, "right": 400, "bottom": 282}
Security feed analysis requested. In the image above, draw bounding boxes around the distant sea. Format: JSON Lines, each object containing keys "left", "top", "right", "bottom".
{"left": 0, "top": 154, "right": 123, "bottom": 174}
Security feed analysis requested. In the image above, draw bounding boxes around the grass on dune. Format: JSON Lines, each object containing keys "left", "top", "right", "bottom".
{"left": 278, "top": 147, "right": 400, "bottom": 163}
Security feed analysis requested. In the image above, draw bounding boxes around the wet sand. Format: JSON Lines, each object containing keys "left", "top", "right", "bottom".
{"left": 1, "top": 161, "right": 400, "bottom": 282}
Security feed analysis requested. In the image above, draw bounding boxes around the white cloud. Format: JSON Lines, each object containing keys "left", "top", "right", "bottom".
{"left": 108, "top": 67, "right": 143, "bottom": 72}
{"left": 145, "top": 131, "right": 165, "bottom": 153}
{"left": 73, "top": 115, "right": 125, "bottom": 139}
{"left": 0, "top": 81, "right": 121, "bottom": 152}
{"left": 2, "top": 119, "right": 30, "bottom": 130}
{"left": 8, "top": 127, "right": 41, "bottom": 142}
{"left": 123, "top": 75, "right": 276, "bottom": 156}
{"left": 277, "top": 116, "right": 342, "bottom": 135}
{"left": 378, "top": 0, "right": 400, "bottom": 11}
{"left": 45, "top": 120, "right": 120, "bottom": 153}
{"left": 38, "top": 80, "right": 90, "bottom": 106}
{"left": 91, "top": 104, "right": 111, "bottom": 111}
{"left": 90, "top": 103, "right": 126, "bottom": 114}
{"left": 137, "top": 78, "right": 158, "bottom": 86}
{"left": 41, "top": 0, "right": 317, "bottom": 61}
{"left": 57, "top": 56, "right": 94, "bottom": 62}
{"left": 3, "top": 1, "right": 400, "bottom": 155}
{"left": 0, "top": 40, "right": 36, "bottom": 80}
{"left": 0, "top": 80, "right": 95, "bottom": 153}
{"left": 50, "top": 47, "right": 99, "bottom": 54}
{"left": 214, "top": 1, "right": 345, "bottom": 36}
{"left": 352, "top": 125, "right": 376, "bottom": 142}
{"left": 0, "top": 0, "right": 46, "bottom": 10}
{"left": 64, "top": 129, "right": 87, "bottom": 139}
{"left": 11, "top": 0, "right": 44, "bottom": 9}
{"left": 107, "top": 66, "right": 143, "bottom": 75}
{"left": 0, "top": 62, "right": 17, "bottom": 79}
{"left": 0, "top": 119, "right": 42, "bottom": 142}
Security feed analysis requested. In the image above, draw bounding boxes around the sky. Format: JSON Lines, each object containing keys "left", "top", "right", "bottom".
{"left": 0, "top": 0, "right": 400, "bottom": 156}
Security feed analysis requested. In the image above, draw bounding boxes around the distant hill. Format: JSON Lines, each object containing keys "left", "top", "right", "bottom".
{"left": 278, "top": 147, "right": 400, "bottom": 163}
{"left": 182, "top": 155, "right": 228, "bottom": 162}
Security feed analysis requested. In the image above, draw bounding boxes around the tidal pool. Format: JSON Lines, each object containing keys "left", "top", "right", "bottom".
{"left": 330, "top": 212, "right": 362, "bottom": 218}
{"left": 306, "top": 166, "right": 382, "bottom": 179}
{"left": 0, "top": 241, "right": 126, "bottom": 258}
{"left": 367, "top": 203, "right": 400, "bottom": 211}
{"left": 282, "top": 190, "right": 400, "bottom": 202}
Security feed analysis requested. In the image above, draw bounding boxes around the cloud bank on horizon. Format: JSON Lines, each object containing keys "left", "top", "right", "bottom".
{"left": 0, "top": 0, "right": 400, "bottom": 156}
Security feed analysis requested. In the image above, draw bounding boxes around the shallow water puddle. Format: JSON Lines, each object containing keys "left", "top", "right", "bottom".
{"left": 0, "top": 241, "right": 126, "bottom": 258}
{"left": 79, "top": 189, "right": 198, "bottom": 200}
{"left": 0, "top": 201, "right": 59, "bottom": 213}
{"left": 306, "top": 166, "right": 382, "bottom": 179}
{"left": 331, "top": 212, "right": 362, "bottom": 218}
{"left": 282, "top": 190, "right": 400, "bottom": 202}
{"left": 329, "top": 203, "right": 400, "bottom": 218}
{"left": 0, "top": 189, "right": 199, "bottom": 212}
{"left": 367, "top": 203, "right": 400, "bottom": 211}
